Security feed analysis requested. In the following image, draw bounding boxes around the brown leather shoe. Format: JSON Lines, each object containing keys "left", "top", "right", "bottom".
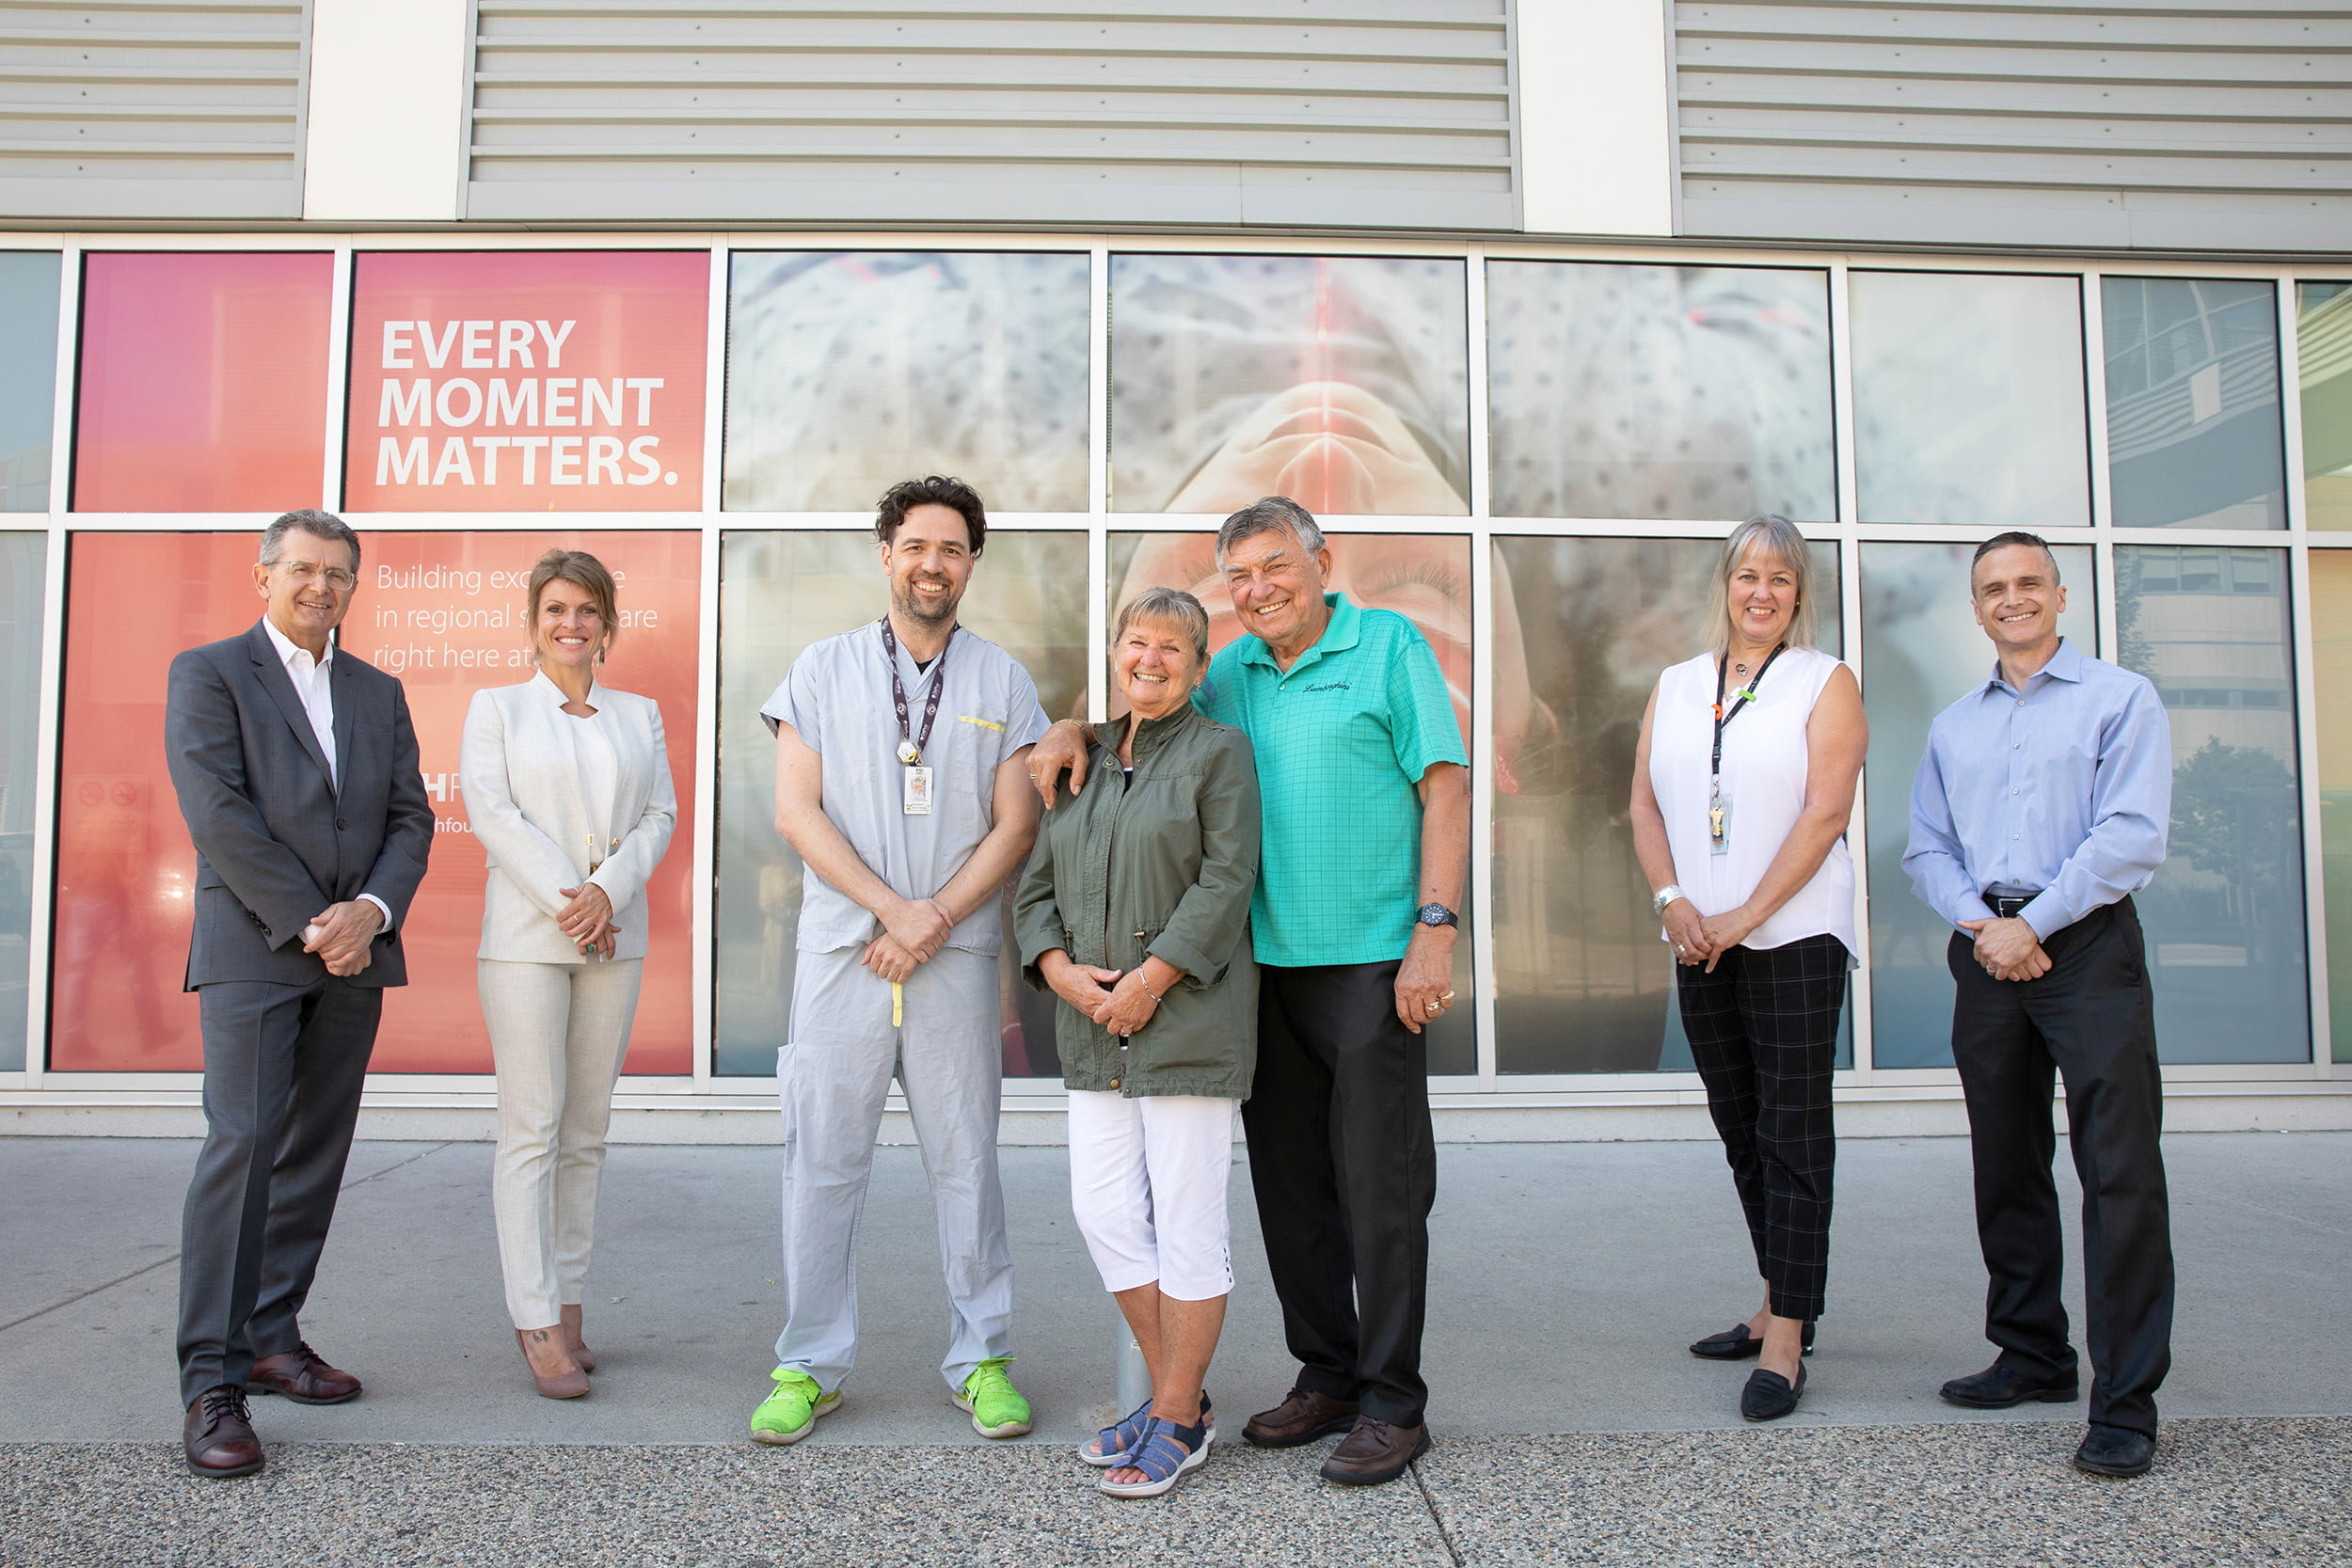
{"left": 248, "top": 1341, "right": 362, "bottom": 1405}
{"left": 183, "top": 1385, "right": 264, "bottom": 1479}
{"left": 1242, "top": 1386, "right": 1359, "bottom": 1449}
{"left": 1318, "top": 1414, "right": 1431, "bottom": 1486}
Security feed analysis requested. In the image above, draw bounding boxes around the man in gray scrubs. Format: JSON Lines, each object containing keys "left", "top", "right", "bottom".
{"left": 750, "top": 476, "right": 1048, "bottom": 1446}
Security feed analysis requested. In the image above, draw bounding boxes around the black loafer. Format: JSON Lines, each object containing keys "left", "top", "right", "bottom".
{"left": 2074, "top": 1423, "right": 2154, "bottom": 1477}
{"left": 1939, "top": 1361, "right": 2080, "bottom": 1410}
{"left": 1740, "top": 1363, "right": 1805, "bottom": 1422}
{"left": 1688, "top": 1321, "right": 1817, "bottom": 1361}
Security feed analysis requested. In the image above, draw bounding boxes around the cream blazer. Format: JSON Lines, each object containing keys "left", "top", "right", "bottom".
{"left": 459, "top": 673, "right": 677, "bottom": 964}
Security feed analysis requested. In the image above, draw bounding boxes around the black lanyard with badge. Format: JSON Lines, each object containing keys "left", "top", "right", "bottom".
{"left": 1709, "top": 642, "right": 1784, "bottom": 855}
{"left": 879, "top": 616, "right": 946, "bottom": 816}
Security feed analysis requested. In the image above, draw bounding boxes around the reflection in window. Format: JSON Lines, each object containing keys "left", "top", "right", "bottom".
{"left": 713, "top": 531, "right": 1088, "bottom": 1078}
{"left": 0, "top": 534, "right": 41, "bottom": 1069}
{"left": 2309, "top": 551, "right": 2352, "bottom": 1060}
{"left": 1851, "top": 272, "right": 2090, "bottom": 531}
{"left": 1858, "top": 542, "right": 2095, "bottom": 1069}
{"left": 2119, "top": 545, "right": 2307, "bottom": 1063}
{"left": 1492, "top": 536, "right": 1845, "bottom": 1075}
{"left": 1108, "top": 255, "right": 1469, "bottom": 515}
{"left": 2296, "top": 283, "right": 2352, "bottom": 531}
{"left": 724, "top": 253, "right": 1090, "bottom": 514}
{"left": 1107, "top": 531, "right": 1478, "bottom": 1074}
{"left": 2104, "top": 277, "right": 2285, "bottom": 531}
{"left": 0, "top": 254, "right": 58, "bottom": 513}
{"left": 1486, "top": 262, "right": 1833, "bottom": 522}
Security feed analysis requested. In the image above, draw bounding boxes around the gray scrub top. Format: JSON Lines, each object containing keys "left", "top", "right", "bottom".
{"left": 762, "top": 620, "right": 1049, "bottom": 957}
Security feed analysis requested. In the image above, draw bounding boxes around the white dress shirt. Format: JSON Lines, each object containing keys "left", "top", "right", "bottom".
{"left": 260, "top": 617, "right": 393, "bottom": 933}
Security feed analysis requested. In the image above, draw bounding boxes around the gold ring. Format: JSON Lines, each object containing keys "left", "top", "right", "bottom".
{"left": 1440, "top": 991, "right": 1456, "bottom": 1003}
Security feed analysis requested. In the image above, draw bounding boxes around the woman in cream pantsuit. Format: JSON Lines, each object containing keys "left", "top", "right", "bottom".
{"left": 461, "top": 549, "right": 676, "bottom": 1400}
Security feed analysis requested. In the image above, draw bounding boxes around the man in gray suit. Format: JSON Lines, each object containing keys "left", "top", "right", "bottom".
{"left": 167, "top": 510, "right": 432, "bottom": 1478}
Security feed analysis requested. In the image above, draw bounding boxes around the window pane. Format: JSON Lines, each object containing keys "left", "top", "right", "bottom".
{"left": 2297, "top": 282, "right": 2352, "bottom": 531}
{"left": 1859, "top": 542, "right": 2095, "bottom": 1069}
{"left": 724, "top": 253, "right": 1090, "bottom": 513}
{"left": 1851, "top": 272, "right": 2090, "bottom": 530}
{"left": 1109, "top": 255, "right": 1469, "bottom": 515}
{"left": 2120, "top": 544, "right": 2308, "bottom": 1061}
{"left": 1486, "top": 261, "right": 1833, "bottom": 522}
{"left": 74, "top": 254, "right": 331, "bottom": 513}
{"left": 2104, "top": 277, "right": 2285, "bottom": 531}
{"left": 1493, "top": 535, "right": 1845, "bottom": 1074}
{"left": 50, "top": 531, "right": 703, "bottom": 1074}
{"left": 0, "top": 254, "right": 58, "bottom": 512}
{"left": 1107, "top": 531, "right": 1477, "bottom": 1075}
{"left": 0, "top": 533, "right": 42, "bottom": 1069}
{"left": 714, "top": 531, "right": 1088, "bottom": 1077}
{"left": 2311, "top": 550, "right": 2352, "bottom": 1059}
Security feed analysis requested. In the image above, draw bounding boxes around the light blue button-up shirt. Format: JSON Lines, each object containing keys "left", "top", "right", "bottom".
{"left": 1903, "top": 637, "right": 2171, "bottom": 942}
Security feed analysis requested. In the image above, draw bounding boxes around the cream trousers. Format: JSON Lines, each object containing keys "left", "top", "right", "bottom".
{"left": 481, "top": 957, "right": 644, "bottom": 1329}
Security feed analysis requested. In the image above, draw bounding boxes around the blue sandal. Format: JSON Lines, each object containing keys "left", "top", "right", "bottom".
{"left": 1080, "top": 1390, "right": 1212, "bottom": 1468}
{"left": 1099, "top": 1413, "right": 1210, "bottom": 1497}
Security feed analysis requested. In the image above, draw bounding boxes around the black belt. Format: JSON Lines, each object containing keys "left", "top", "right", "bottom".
{"left": 1986, "top": 891, "right": 2042, "bottom": 920}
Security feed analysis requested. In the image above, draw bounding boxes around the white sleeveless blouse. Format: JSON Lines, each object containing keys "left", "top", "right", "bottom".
{"left": 1647, "top": 645, "right": 1856, "bottom": 964}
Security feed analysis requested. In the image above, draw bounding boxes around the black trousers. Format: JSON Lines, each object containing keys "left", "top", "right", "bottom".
{"left": 1242, "top": 961, "right": 1438, "bottom": 1428}
{"left": 1676, "top": 934, "right": 1846, "bottom": 1323}
{"left": 1947, "top": 897, "right": 2172, "bottom": 1436}
{"left": 178, "top": 975, "right": 381, "bottom": 1406}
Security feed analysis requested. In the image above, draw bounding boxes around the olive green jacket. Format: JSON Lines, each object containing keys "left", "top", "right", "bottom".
{"left": 1014, "top": 705, "right": 1261, "bottom": 1099}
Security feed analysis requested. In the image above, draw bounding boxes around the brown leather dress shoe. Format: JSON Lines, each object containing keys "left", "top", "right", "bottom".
{"left": 1242, "top": 1386, "right": 1360, "bottom": 1449}
{"left": 183, "top": 1385, "right": 264, "bottom": 1479}
{"left": 248, "top": 1342, "right": 362, "bottom": 1405}
{"left": 1318, "top": 1414, "right": 1431, "bottom": 1486}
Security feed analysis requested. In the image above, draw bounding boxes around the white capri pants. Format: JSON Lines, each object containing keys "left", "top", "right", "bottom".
{"left": 480, "top": 957, "right": 644, "bottom": 1330}
{"left": 1066, "top": 1089, "right": 1238, "bottom": 1303}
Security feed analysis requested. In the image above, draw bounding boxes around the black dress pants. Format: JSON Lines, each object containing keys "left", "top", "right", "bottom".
{"left": 178, "top": 975, "right": 381, "bottom": 1406}
{"left": 1676, "top": 933, "right": 1847, "bottom": 1323}
{"left": 1242, "top": 961, "right": 1438, "bottom": 1428}
{"left": 1947, "top": 897, "right": 2172, "bottom": 1436}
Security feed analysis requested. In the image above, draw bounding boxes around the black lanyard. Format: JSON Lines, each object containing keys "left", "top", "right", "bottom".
{"left": 1710, "top": 642, "right": 1786, "bottom": 790}
{"left": 878, "top": 616, "right": 947, "bottom": 764}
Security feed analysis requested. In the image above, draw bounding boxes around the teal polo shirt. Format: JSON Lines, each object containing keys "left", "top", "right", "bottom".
{"left": 1195, "top": 593, "right": 1466, "bottom": 968}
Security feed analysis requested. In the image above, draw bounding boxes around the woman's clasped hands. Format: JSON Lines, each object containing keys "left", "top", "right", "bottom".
{"left": 1039, "top": 949, "right": 1162, "bottom": 1036}
{"left": 1663, "top": 898, "right": 1764, "bottom": 974}
{"left": 556, "top": 882, "right": 618, "bottom": 959}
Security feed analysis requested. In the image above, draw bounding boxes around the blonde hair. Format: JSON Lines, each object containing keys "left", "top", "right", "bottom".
{"left": 527, "top": 548, "right": 619, "bottom": 664}
{"left": 1703, "top": 515, "right": 1818, "bottom": 657}
{"left": 1112, "top": 586, "right": 1210, "bottom": 671}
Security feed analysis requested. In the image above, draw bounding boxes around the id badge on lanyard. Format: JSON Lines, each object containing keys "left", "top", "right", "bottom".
{"left": 902, "top": 765, "right": 933, "bottom": 816}
{"left": 1709, "top": 644, "right": 1782, "bottom": 859}
{"left": 880, "top": 616, "right": 947, "bottom": 816}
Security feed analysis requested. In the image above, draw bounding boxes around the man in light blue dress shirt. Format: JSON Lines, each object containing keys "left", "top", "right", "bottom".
{"left": 1904, "top": 531, "right": 2174, "bottom": 1480}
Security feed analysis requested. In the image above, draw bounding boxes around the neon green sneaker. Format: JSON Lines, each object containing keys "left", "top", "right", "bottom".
{"left": 954, "top": 1358, "right": 1033, "bottom": 1438}
{"left": 750, "top": 1367, "right": 839, "bottom": 1446}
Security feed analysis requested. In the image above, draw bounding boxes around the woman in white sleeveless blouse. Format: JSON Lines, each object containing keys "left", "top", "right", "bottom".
{"left": 1628, "top": 515, "right": 1867, "bottom": 1423}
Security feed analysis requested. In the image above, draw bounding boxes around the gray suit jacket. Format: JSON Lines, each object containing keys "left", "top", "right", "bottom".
{"left": 166, "top": 621, "right": 434, "bottom": 990}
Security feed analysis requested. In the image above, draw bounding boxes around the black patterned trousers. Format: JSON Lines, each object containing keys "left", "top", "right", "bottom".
{"left": 1676, "top": 933, "right": 1848, "bottom": 1323}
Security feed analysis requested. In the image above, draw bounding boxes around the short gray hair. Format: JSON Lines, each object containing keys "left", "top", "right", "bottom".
{"left": 1704, "top": 514, "right": 1818, "bottom": 656}
{"left": 1113, "top": 586, "right": 1210, "bottom": 670}
{"left": 261, "top": 509, "right": 361, "bottom": 571}
{"left": 1216, "top": 496, "right": 1324, "bottom": 567}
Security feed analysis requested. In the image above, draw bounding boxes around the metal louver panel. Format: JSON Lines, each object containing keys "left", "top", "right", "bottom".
{"left": 1676, "top": 2, "right": 2352, "bottom": 250}
{"left": 0, "top": 0, "right": 307, "bottom": 220}
{"left": 466, "top": 1, "right": 1515, "bottom": 229}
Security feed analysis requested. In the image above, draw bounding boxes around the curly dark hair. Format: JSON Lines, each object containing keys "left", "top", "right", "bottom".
{"left": 875, "top": 475, "right": 986, "bottom": 555}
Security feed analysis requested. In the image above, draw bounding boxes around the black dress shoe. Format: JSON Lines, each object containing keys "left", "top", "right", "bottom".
{"left": 1688, "top": 1321, "right": 1818, "bottom": 1360}
{"left": 1740, "top": 1363, "right": 1805, "bottom": 1422}
{"left": 2074, "top": 1423, "right": 2154, "bottom": 1477}
{"left": 1939, "top": 1361, "right": 2080, "bottom": 1410}
{"left": 183, "top": 1385, "right": 264, "bottom": 1479}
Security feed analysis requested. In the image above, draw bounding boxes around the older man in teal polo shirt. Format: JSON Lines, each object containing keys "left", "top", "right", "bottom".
{"left": 1030, "top": 496, "right": 1470, "bottom": 1486}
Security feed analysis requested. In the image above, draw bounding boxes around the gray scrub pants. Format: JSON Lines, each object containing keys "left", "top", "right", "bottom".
{"left": 775, "top": 943, "right": 1014, "bottom": 1395}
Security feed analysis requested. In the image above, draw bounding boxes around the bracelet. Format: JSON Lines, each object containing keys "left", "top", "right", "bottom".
{"left": 1652, "top": 884, "right": 1686, "bottom": 917}
{"left": 1138, "top": 974, "right": 1165, "bottom": 1003}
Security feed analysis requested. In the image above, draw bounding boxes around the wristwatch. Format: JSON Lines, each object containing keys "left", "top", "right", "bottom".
{"left": 1416, "top": 903, "right": 1458, "bottom": 929}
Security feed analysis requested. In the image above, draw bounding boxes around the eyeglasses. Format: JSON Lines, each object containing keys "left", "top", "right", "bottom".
{"left": 275, "top": 561, "right": 357, "bottom": 593}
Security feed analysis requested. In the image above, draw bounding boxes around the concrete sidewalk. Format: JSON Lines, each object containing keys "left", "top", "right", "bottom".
{"left": 3, "top": 1132, "right": 2348, "bottom": 1564}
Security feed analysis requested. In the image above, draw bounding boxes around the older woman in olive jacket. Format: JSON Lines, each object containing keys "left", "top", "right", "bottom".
{"left": 1015, "top": 586, "right": 1261, "bottom": 1499}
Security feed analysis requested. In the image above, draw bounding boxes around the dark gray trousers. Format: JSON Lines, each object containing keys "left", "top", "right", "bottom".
{"left": 178, "top": 975, "right": 380, "bottom": 1406}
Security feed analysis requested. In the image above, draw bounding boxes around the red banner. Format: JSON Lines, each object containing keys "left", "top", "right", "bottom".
{"left": 50, "top": 531, "right": 699, "bottom": 1074}
{"left": 343, "top": 252, "right": 709, "bottom": 513}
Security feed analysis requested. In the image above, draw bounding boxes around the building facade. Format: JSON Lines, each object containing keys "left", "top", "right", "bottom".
{"left": 3, "top": 1, "right": 2348, "bottom": 1140}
